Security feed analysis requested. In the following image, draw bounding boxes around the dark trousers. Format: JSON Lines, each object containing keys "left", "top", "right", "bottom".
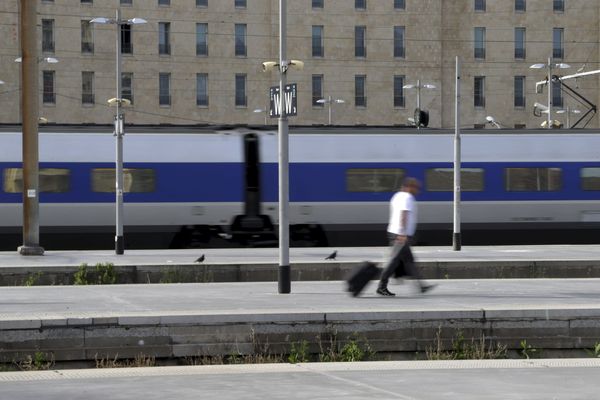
{"left": 378, "top": 234, "right": 423, "bottom": 289}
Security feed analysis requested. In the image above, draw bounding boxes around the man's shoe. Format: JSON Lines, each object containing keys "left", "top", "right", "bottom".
{"left": 420, "top": 284, "right": 437, "bottom": 294}
{"left": 376, "top": 287, "right": 396, "bottom": 297}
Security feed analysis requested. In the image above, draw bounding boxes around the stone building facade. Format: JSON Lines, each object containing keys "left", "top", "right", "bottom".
{"left": 0, "top": 0, "right": 598, "bottom": 128}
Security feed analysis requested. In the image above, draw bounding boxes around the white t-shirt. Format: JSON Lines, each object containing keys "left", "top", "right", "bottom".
{"left": 387, "top": 191, "right": 417, "bottom": 236}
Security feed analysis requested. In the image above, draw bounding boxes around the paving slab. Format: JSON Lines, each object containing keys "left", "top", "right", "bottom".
{"left": 1, "top": 359, "right": 599, "bottom": 400}
{"left": 2, "top": 245, "right": 600, "bottom": 284}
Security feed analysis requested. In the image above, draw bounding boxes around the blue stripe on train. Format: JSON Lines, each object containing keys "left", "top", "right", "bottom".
{"left": 0, "top": 161, "right": 599, "bottom": 203}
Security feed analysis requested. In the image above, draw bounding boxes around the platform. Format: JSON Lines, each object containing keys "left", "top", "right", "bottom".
{"left": 2, "top": 279, "right": 600, "bottom": 363}
{"left": 1, "top": 359, "right": 600, "bottom": 399}
{"left": 2, "top": 245, "right": 600, "bottom": 285}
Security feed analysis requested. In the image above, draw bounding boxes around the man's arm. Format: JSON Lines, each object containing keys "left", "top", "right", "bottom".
{"left": 396, "top": 210, "right": 409, "bottom": 243}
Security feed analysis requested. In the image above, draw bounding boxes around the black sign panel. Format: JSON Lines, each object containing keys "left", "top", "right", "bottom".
{"left": 269, "top": 83, "right": 298, "bottom": 118}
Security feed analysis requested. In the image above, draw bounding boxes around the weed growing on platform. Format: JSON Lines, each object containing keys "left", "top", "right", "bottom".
{"left": 288, "top": 340, "right": 310, "bottom": 363}
{"left": 23, "top": 271, "right": 43, "bottom": 286}
{"left": 16, "top": 352, "right": 55, "bottom": 371}
{"left": 426, "top": 329, "right": 507, "bottom": 360}
{"left": 586, "top": 342, "right": 600, "bottom": 358}
{"left": 519, "top": 340, "right": 540, "bottom": 359}
{"left": 95, "top": 353, "right": 156, "bottom": 368}
{"left": 74, "top": 263, "right": 117, "bottom": 285}
{"left": 318, "top": 333, "right": 375, "bottom": 362}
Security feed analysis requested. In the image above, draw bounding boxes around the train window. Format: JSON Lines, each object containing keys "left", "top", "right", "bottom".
{"left": 3, "top": 168, "right": 70, "bottom": 193}
{"left": 581, "top": 168, "right": 600, "bottom": 191}
{"left": 346, "top": 168, "right": 405, "bottom": 192}
{"left": 92, "top": 168, "right": 156, "bottom": 193}
{"left": 504, "top": 168, "right": 562, "bottom": 191}
{"left": 425, "top": 168, "right": 484, "bottom": 192}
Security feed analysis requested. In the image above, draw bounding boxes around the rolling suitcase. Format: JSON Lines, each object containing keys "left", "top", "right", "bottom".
{"left": 346, "top": 261, "right": 381, "bottom": 297}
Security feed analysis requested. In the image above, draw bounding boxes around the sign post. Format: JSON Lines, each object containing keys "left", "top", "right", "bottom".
{"left": 270, "top": 83, "right": 297, "bottom": 118}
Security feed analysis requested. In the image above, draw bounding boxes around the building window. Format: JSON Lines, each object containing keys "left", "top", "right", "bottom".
{"left": 159, "top": 22, "right": 171, "bottom": 55}
{"left": 235, "top": 73, "right": 246, "bottom": 107}
{"left": 504, "top": 168, "right": 562, "bottom": 192}
{"left": 235, "top": 0, "right": 246, "bottom": 8}
{"left": 120, "top": 24, "right": 132, "bottom": 54}
{"left": 355, "top": 26, "right": 366, "bottom": 57}
{"left": 393, "top": 26, "right": 405, "bottom": 58}
{"left": 474, "top": 76, "right": 485, "bottom": 108}
{"left": 81, "top": 0, "right": 92, "bottom": 4}
{"left": 393, "top": 75, "right": 405, "bottom": 108}
{"left": 355, "top": 0, "right": 366, "bottom": 10}
{"left": 196, "top": 73, "right": 209, "bottom": 107}
{"left": 514, "top": 27, "right": 526, "bottom": 59}
{"left": 42, "top": 19, "right": 54, "bottom": 53}
{"left": 346, "top": 169, "right": 405, "bottom": 193}
{"left": 474, "top": 27, "right": 485, "bottom": 59}
{"left": 312, "top": 25, "right": 324, "bottom": 57}
{"left": 235, "top": 24, "right": 247, "bottom": 56}
{"left": 553, "top": 28, "right": 564, "bottom": 59}
{"left": 81, "top": 20, "right": 94, "bottom": 54}
{"left": 394, "top": 0, "right": 405, "bottom": 10}
{"left": 82, "top": 71, "right": 94, "bottom": 105}
{"left": 121, "top": 0, "right": 132, "bottom": 4}
{"left": 514, "top": 76, "right": 525, "bottom": 108}
{"left": 158, "top": 0, "right": 170, "bottom": 4}
{"left": 355, "top": 75, "right": 366, "bottom": 107}
{"left": 121, "top": 72, "right": 133, "bottom": 104}
{"left": 312, "top": 75, "right": 323, "bottom": 107}
{"left": 43, "top": 70, "right": 55, "bottom": 104}
{"left": 92, "top": 169, "right": 155, "bottom": 193}
{"left": 553, "top": 0, "right": 564, "bottom": 12}
{"left": 474, "top": 0, "right": 485, "bottom": 11}
{"left": 3, "top": 168, "right": 70, "bottom": 193}
{"left": 197, "top": 0, "right": 207, "bottom": 6}
{"left": 426, "top": 168, "right": 484, "bottom": 192}
{"left": 581, "top": 168, "right": 600, "bottom": 191}
{"left": 515, "top": 0, "right": 526, "bottom": 11}
{"left": 312, "top": 0, "right": 323, "bottom": 8}
{"left": 196, "top": 23, "right": 208, "bottom": 56}
{"left": 552, "top": 81, "right": 563, "bottom": 108}
{"left": 159, "top": 73, "right": 171, "bottom": 106}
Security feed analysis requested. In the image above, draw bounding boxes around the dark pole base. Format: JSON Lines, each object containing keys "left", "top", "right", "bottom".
{"left": 278, "top": 265, "right": 291, "bottom": 294}
{"left": 18, "top": 245, "right": 44, "bottom": 256}
{"left": 115, "top": 235, "right": 124, "bottom": 255}
{"left": 452, "top": 232, "right": 462, "bottom": 251}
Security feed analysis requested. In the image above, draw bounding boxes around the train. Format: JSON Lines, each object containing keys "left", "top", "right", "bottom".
{"left": 1, "top": 125, "right": 599, "bottom": 249}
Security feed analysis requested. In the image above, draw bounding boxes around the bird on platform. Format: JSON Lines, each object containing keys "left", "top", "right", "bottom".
{"left": 325, "top": 251, "right": 337, "bottom": 260}
{"left": 195, "top": 255, "right": 205, "bottom": 263}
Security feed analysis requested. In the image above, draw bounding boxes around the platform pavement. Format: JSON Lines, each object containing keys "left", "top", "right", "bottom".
{"left": 1, "top": 359, "right": 600, "bottom": 400}
{"left": 2, "top": 245, "right": 600, "bottom": 284}
{"left": 2, "top": 279, "right": 600, "bottom": 362}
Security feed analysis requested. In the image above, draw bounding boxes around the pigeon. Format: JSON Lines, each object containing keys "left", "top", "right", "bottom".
{"left": 195, "top": 255, "right": 205, "bottom": 263}
{"left": 325, "top": 251, "right": 337, "bottom": 260}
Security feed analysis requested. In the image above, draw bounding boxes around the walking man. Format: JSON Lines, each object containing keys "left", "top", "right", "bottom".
{"left": 377, "top": 177, "right": 435, "bottom": 297}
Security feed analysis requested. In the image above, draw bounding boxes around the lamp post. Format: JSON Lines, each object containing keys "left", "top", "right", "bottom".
{"left": 253, "top": 108, "right": 268, "bottom": 125}
{"left": 316, "top": 96, "right": 345, "bottom": 126}
{"left": 530, "top": 58, "right": 570, "bottom": 129}
{"left": 403, "top": 80, "right": 436, "bottom": 129}
{"left": 556, "top": 107, "right": 581, "bottom": 128}
{"left": 91, "top": 10, "right": 146, "bottom": 255}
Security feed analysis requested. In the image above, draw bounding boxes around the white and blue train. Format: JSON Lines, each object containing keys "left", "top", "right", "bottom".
{"left": 0, "top": 126, "right": 599, "bottom": 249}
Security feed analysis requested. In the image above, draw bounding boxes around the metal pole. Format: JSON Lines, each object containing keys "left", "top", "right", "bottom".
{"left": 453, "top": 57, "right": 461, "bottom": 251}
{"left": 278, "top": 0, "right": 290, "bottom": 294}
{"left": 566, "top": 106, "right": 570, "bottom": 128}
{"left": 115, "top": 9, "right": 125, "bottom": 254}
{"left": 416, "top": 79, "right": 421, "bottom": 130}
{"left": 18, "top": 0, "right": 44, "bottom": 255}
{"left": 328, "top": 95, "right": 332, "bottom": 126}
{"left": 547, "top": 57, "right": 552, "bottom": 129}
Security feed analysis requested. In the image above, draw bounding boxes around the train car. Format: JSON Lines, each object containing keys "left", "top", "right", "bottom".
{"left": 0, "top": 126, "right": 599, "bottom": 249}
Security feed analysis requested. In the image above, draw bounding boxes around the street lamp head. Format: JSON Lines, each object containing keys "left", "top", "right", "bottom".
{"left": 403, "top": 84, "right": 416, "bottom": 89}
{"left": 556, "top": 63, "right": 571, "bottom": 69}
{"left": 289, "top": 60, "right": 304, "bottom": 70}
{"left": 253, "top": 109, "right": 265, "bottom": 113}
{"left": 0, "top": 80, "right": 4, "bottom": 85}
{"left": 261, "top": 61, "right": 278, "bottom": 72}
{"left": 38, "top": 117, "right": 48, "bottom": 124}
{"left": 334, "top": 99, "right": 345, "bottom": 104}
{"left": 485, "top": 116, "right": 495, "bottom": 123}
{"left": 90, "top": 17, "right": 113, "bottom": 24}
{"left": 107, "top": 97, "right": 131, "bottom": 107}
{"left": 14, "top": 57, "right": 21, "bottom": 63}
{"left": 530, "top": 63, "right": 546, "bottom": 69}
{"left": 44, "top": 57, "right": 59, "bottom": 64}
{"left": 423, "top": 84, "right": 437, "bottom": 89}
{"left": 316, "top": 99, "right": 327, "bottom": 104}
{"left": 127, "top": 18, "right": 147, "bottom": 25}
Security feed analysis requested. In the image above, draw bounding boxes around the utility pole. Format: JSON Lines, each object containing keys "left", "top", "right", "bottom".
{"left": 18, "top": 0, "right": 44, "bottom": 256}
{"left": 278, "top": 0, "right": 290, "bottom": 294}
{"left": 453, "top": 56, "right": 461, "bottom": 251}
{"left": 114, "top": 8, "right": 125, "bottom": 255}
{"left": 547, "top": 57, "right": 552, "bottom": 129}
